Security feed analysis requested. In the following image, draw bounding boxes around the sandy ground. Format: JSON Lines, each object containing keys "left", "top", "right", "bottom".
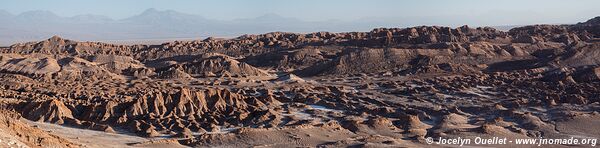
{"left": 0, "top": 132, "right": 30, "bottom": 148}
{"left": 23, "top": 120, "right": 188, "bottom": 148}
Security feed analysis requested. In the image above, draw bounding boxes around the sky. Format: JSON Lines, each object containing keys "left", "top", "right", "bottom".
{"left": 1, "top": 0, "right": 600, "bottom": 26}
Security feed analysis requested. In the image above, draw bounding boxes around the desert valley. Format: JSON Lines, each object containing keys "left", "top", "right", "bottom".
{"left": 0, "top": 16, "right": 600, "bottom": 147}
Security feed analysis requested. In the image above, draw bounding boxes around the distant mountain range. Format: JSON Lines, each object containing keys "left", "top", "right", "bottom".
{"left": 0, "top": 8, "right": 521, "bottom": 46}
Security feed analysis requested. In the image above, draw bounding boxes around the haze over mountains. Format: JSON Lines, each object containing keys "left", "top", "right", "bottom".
{"left": 0, "top": 8, "right": 385, "bottom": 46}
{"left": 0, "top": 8, "right": 528, "bottom": 46}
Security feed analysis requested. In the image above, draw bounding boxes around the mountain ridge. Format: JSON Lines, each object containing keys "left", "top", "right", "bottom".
{"left": 0, "top": 8, "right": 561, "bottom": 46}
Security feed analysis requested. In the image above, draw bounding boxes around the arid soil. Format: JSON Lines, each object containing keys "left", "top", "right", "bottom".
{"left": 1, "top": 17, "right": 600, "bottom": 147}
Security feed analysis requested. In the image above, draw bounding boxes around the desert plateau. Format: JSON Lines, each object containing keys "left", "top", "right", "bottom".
{"left": 2, "top": 0, "right": 600, "bottom": 146}
{"left": 0, "top": 16, "right": 599, "bottom": 147}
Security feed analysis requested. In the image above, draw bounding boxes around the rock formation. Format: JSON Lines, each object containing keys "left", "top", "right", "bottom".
{"left": 1, "top": 16, "right": 600, "bottom": 147}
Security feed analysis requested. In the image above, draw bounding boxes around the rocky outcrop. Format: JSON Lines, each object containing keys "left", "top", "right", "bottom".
{"left": 22, "top": 99, "right": 75, "bottom": 124}
{"left": 362, "top": 26, "right": 508, "bottom": 45}
{"left": 86, "top": 54, "right": 147, "bottom": 74}
{"left": 158, "top": 53, "right": 272, "bottom": 77}
{"left": 296, "top": 44, "right": 523, "bottom": 76}
{"left": 0, "top": 54, "right": 125, "bottom": 80}
{"left": 559, "top": 43, "right": 600, "bottom": 67}
{"left": 580, "top": 16, "right": 600, "bottom": 25}
{"left": 0, "top": 110, "right": 80, "bottom": 148}
{"left": 157, "top": 67, "right": 193, "bottom": 79}
{"left": 0, "top": 54, "right": 61, "bottom": 75}
{"left": 573, "top": 67, "right": 600, "bottom": 82}
{"left": 16, "top": 87, "right": 282, "bottom": 137}
{"left": 571, "top": 17, "right": 600, "bottom": 39}
{"left": 5, "top": 36, "right": 145, "bottom": 57}
{"left": 3, "top": 16, "right": 600, "bottom": 147}
{"left": 1, "top": 26, "right": 507, "bottom": 62}
{"left": 243, "top": 46, "right": 334, "bottom": 71}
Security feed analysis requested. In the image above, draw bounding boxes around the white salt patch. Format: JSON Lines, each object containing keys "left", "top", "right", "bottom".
{"left": 308, "top": 105, "right": 344, "bottom": 113}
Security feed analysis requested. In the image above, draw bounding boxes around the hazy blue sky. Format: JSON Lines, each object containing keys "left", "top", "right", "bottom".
{"left": 1, "top": 0, "right": 600, "bottom": 26}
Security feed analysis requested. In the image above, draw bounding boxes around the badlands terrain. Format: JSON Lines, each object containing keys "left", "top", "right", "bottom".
{"left": 1, "top": 17, "right": 600, "bottom": 147}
